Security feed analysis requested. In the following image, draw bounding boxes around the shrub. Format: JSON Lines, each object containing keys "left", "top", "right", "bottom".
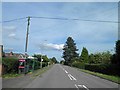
{"left": 71, "top": 61, "right": 85, "bottom": 69}
{"left": 85, "top": 64, "right": 120, "bottom": 76}
{"left": 42, "top": 62, "right": 48, "bottom": 67}
{"left": 2, "top": 57, "right": 19, "bottom": 74}
{"left": 34, "top": 61, "right": 40, "bottom": 70}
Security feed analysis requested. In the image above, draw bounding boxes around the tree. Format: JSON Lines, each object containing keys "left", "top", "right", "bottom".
{"left": 62, "top": 37, "right": 79, "bottom": 66}
{"left": 101, "top": 51, "right": 112, "bottom": 64}
{"left": 111, "top": 54, "right": 117, "bottom": 64}
{"left": 42, "top": 55, "right": 49, "bottom": 62}
{"left": 80, "top": 47, "right": 89, "bottom": 63}
{"left": 50, "top": 57, "right": 58, "bottom": 64}
{"left": 88, "top": 51, "right": 112, "bottom": 64}
{"left": 60, "top": 60, "right": 65, "bottom": 64}
{"left": 33, "top": 54, "right": 49, "bottom": 62}
{"left": 33, "top": 54, "right": 42, "bottom": 62}
{"left": 115, "top": 40, "right": 120, "bottom": 64}
{"left": 89, "top": 54, "right": 95, "bottom": 64}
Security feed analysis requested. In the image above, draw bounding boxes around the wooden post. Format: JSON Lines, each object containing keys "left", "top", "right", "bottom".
{"left": 0, "top": 45, "right": 3, "bottom": 76}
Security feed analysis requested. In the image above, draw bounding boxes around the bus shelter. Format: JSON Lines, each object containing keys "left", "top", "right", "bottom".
{"left": 18, "top": 56, "right": 39, "bottom": 74}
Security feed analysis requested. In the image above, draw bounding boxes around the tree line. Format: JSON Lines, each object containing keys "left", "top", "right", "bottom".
{"left": 61, "top": 37, "right": 120, "bottom": 76}
{"left": 33, "top": 54, "right": 58, "bottom": 66}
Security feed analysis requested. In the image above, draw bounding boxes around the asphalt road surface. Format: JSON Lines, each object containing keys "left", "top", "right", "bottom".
{"left": 3, "top": 64, "right": 119, "bottom": 90}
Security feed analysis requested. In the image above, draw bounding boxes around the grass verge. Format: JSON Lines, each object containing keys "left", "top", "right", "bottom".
{"left": 79, "top": 69, "right": 120, "bottom": 84}
{"left": 2, "top": 73, "right": 22, "bottom": 78}
{"left": 31, "top": 65, "right": 53, "bottom": 77}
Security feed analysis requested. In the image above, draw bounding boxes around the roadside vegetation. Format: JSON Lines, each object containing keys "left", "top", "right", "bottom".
{"left": 2, "top": 54, "right": 58, "bottom": 78}
{"left": 32, "top": 65, "right": 53, "bottom": 77}
{"left": 79, "top": 69, "right": 120, "bottom": 84}
{"left": 61, "top": 37, "right": 120, "bottom": 83}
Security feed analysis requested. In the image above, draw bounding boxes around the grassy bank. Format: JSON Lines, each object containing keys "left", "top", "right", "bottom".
{"left": 79, "top": 69, "right": 120, "bottom": 84}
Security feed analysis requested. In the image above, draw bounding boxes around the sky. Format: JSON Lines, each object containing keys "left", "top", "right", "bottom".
{"left": 2, "top": 2, "right": 119, "bottom": 60}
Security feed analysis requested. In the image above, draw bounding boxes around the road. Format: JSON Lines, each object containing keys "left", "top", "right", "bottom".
{"left": 3, "top": 64, "right": 119, "bottom": 90}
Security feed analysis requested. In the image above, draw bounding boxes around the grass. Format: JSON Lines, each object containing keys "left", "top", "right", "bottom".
{"left": 32, "top": 65, "right": 53, "bottom": 77}
{"left": 2, "top": 73, "right": 22, "bottom": 78}
{"left": 79, "top": 69, "right": 120, "bottom": 84}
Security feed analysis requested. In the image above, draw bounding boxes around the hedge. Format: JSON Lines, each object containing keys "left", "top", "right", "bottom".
{"left": 42, "top": 62, "right": 48, "bottom": 67}
{"left": 71, "top": 61, "right": 85, "bottom": 69}
{"left": 2, "top": 57, "right": 19, "bottom": 74}
{"left": 85, "top": 64, "right": 120, "bottom": 76}
{"left": 71, "top": 61, "right": 120, "bottom": 76}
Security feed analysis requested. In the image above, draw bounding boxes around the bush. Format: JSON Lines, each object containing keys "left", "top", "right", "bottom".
{"left": 85, "top": 64, "right": 120, "bottom": 76}
{"left": 71, "top": 61, "right": 85, "bottom": 69}
{"left": 42, "top": 62, "right": 48, "bottom": 67}
{"left": 2, "top": 57, "right": 19, "bottom": 74}
{"left": 34, "top": 61, "right": 40, "bottom": 70}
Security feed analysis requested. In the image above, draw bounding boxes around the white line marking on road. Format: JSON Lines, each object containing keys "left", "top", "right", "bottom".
{"left": 75, "top": 84, "right": 79, "bottom": 90}
{"left": 63, "top": 68, "right": 65, "bottom": 71}
{"left": 68, "top": 74, "right": 73, "bottom": 80}
{"left": 77, "top": 85, "right": 83, "bottom": 87}
{"left": 77, "top": 85, "right": 89, "bottom": 90}
{"left": 64, "top": 70, "right": 68, "bottom": 74}
{"left": 59, "top": 65, "right": 69, "bottom": 74}
{"left": 69, "top": 74, "right": 77, "bottom": 81}
{"left": 82, "top": 85, "right": 89, "bottom": 90}
{"left": 59, "top": 65, "right": 65, "bottom": 71}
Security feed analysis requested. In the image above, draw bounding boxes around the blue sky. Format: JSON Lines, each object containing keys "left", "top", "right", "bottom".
{"left": 2, "top": 2, "right": 118, "bottom": 60}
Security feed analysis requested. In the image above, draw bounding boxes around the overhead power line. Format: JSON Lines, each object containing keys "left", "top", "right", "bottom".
{"left": 1, "top": 17, "right": 27, "bottom": 23}
{"left": 31, "top": 16, "right": 119, "bottom": 23}
{"left": 1, "top": 16, "right": 119, "bottom": 23}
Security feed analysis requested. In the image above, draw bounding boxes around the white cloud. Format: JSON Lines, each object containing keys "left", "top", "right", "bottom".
{"left": 38, "top": 43, "right": 64, "bottom": 51}
{"left": 3, "top": 26, "right": 16, "bottom": 31}
{"left": 47, "top": 43, "right": 64, "bottom": 50}
{"left": 8, "top": 33, "right": 16, "bottom": 37}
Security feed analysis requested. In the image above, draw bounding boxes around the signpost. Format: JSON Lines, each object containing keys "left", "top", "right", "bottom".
{"left": 41, "top": 57, "right": 43, "bottom": 69}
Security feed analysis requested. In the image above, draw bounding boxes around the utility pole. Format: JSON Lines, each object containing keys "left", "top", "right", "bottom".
{"left": 0, "top": 45, "right": 3, "bottom": 76}
{"left": 25, "top": 16, "right": 30, "bottom": 57}
{"left": 24, "top": 17, "right": 30, "bottom": 75}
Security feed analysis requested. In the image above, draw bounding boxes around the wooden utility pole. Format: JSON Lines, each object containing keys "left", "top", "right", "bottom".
{"left": 0, "top": 45, "right": 3, "bottom": 76}
{"left": 25, "top": 16, "right": 30, "bottom": 56}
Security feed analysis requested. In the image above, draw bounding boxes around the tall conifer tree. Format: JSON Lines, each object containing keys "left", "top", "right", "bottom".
{"left": 62, "top": 37, "right": 79, "bottom": 65}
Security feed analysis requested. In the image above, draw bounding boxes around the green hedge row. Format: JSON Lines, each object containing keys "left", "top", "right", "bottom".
{"left": 85, "top": 64, "right": 120, "bottom": 76}
{"left": 42, "top": 62, "right": 48, "bottom": 67}
{"left": 2, "top": 57, "right": 19, "bottom": 74}
{"left": 71, "top": 61, "right": 85, "bottom": 69}
{"left": 2, "top": 57, "right": 47, "bottom": 74}
{"left": 71, "top": 62, "right": 120, "bottom": 76}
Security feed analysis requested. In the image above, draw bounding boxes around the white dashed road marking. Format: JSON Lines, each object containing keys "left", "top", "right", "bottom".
{"left": 68, "top": 74, "right": 73, "bottom": 80}
{"left": 77, "top": 84, "right": 89, "bottom": 90}
{"left": 68, "top": 74, "right": 77, "bottom": 81}
{"left": 69, "top": 74, "right": 77, "bottom": 81}
{"left": 64, "top": 70, "right": 68, "bottom": 74}
{"left": 82, "top": 85, "right": 89, "bottom": 90}
{"left": 75, "top": 84, "right": 79, "bottom": 89}
{"left": 60, "top": 65, "right": 89, "bottom": 90}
